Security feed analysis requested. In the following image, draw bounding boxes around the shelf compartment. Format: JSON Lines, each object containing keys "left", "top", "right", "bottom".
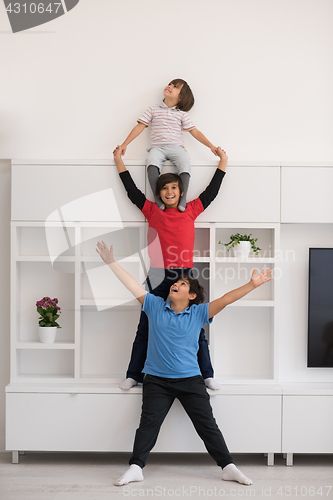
{"left": 15, "top": 262, "right": 75, "bottom": 343}
{"left": 16, "top": 349, "right": 74, "bottom": 378}
{"left": 193, "top": 227, "right": 210, "bottom": 259}
{"left": 80, "top": 306, "right": 141, "bottom": 379}
{"left": 215, "top": 227, "right": 276, "bottom": 259}
{"left": 214, "top": 263, "right": 274, "bottom": 301}
{"left": 213, "top": 307, "right": 274, "bottom": 380}
{"left": 81, "top": 261, "right": 142, "bottom": 305}
{"left": 191, "top": 262, "right": 210, "bottom": 301}
{"left": 80, "top": 225, "right": 144, "bottom": 261}
{"left": 15, "top": 225, "right": 75, "bottom": 259}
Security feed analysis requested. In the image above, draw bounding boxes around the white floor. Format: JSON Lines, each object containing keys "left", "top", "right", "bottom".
{"left": 0, "top": 452, "right": 332, "bottom": 500}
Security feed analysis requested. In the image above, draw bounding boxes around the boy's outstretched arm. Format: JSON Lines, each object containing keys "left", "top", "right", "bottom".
{"left": 209, "top": 268, "right": 272, "bottom": 318}
{"left": 198, "top": 147, "right": 228, "bottom": 210}
{"left": 215, "top": 147, "right": 228, "bottom": 172}
{"left": 113, "top": 146, "right": 146, "bottom": 210}
{"left": 189, "top": 128, "right": 218, "bottom": 156}
{"left": 96, "top": 241, "right": 146, "bottom": 305}
{"left": 113, "top": 146, "right": 127, "bottom": 173}
{"left": 120, "top": 123, "right": 147, "bottom": 156}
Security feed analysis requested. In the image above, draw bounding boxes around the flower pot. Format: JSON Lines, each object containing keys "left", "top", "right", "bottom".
{"left": 232, "top": 241, "right": 251, "bottom": 259}
{"left": 38, "top": 326, "right": 57, "bottom": 344}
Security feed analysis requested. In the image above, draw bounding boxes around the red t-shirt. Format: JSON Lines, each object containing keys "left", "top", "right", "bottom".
{"left": 142, "top": 199, "right": 204, "bottom": 268}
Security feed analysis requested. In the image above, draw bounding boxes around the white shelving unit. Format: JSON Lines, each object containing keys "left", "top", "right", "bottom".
{"left": 7, "top": 161, "right": 283, "bottom": 465}
{"left": 10, "top": 220, "right": 148, "bottom": 384}
{"left": 210, "top": 223, "right": 280, "bottom": 384}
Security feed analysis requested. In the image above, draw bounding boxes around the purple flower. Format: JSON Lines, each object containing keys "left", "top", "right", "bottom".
{"left": 36, "top": 296, "right": 61, "bottom": 327}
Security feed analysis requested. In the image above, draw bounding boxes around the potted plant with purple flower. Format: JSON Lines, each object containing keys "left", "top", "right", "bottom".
{"left": 36, "top": 297, "right": 61, "bottom": 343}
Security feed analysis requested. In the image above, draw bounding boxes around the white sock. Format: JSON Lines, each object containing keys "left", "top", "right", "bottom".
{"left": 119, "top": 378, "right": 138, "bottom": 390}
{"left": 115, "top": 464, "right": 144, "bottom": 486}
{"left": 222, "top": 463, "right": 252, "bottom": 485}
{"left": 204, "top": 377, "right": 221, "bottom": 390}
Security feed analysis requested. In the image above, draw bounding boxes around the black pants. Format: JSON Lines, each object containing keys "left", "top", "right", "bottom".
{"left": 129, "top": 375, "right": 233, "bottom": 469}
{"left": 126, "top": 268, "right": 214, "bottom": 382}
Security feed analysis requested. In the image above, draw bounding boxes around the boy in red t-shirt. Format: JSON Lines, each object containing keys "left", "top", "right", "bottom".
{"left": 113, "top": 145, "right": 227, "bottom": 390}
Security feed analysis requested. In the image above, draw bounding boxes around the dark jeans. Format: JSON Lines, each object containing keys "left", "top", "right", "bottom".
{"left": 129, "top": 374, "right": 233, "bottom": 469}
{"left": 126, "top": 268, "right": 214, "bottom": 383}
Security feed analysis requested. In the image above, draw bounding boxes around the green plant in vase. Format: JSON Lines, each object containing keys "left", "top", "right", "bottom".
{"left": 219, "top": 233, "right": 261, "bottom": 257}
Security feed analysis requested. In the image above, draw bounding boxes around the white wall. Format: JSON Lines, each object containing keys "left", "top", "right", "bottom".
{"left": 1, "top": 0, "right": 333, "bottom": 451}
{"left": 0, "top": 0, "right": 333, "bottom": 162}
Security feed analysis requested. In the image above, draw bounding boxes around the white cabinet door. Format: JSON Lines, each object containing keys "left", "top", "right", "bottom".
{"left": 282, "top": 396, "right": 333, "bottom": 453}
{"left": 281, "top": 167, "right": 333, "bottom": 223}
{"left": 5, "top": 393, "right": 205, "bottom": 453}
{"left": 211, "top": 395, "right": 282, "bottom": 453}
{"left": 188, "top": 167, "right": 280, "bottom": 223}
{"left": 6, "top": 393, "right": 142, "bottom": 451}
{"left": 11, "top": 165, "right": 145, "bottom": 222}
{"left": 6, "top": 392, "right": 281, "bottom": 454}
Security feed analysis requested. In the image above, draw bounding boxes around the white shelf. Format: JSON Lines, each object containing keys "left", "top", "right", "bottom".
{"left": 15, "top": 342, "right": 75, "bottom": 350}
{"left": 215, "top": 257, "right": 276, "bottom": 263}
{"left": 5, "top": 382, "right": 141, "bottom": 393}
{"left": 228, "top": 300, "right": 275, "bottom": 307}
{"left": 12, "top": 376, "right": 76, "bottom": 384}
{"left": 15, "top": 256, "right": 75, "bottom": 262}
{"left": 193, "top": 257, "right": 211, "bottom": 263}
{"left": 80, "top": 256, "right": 141, "bottom": 263}
{"left": 80, "top": 299, "right": 140, "bottom": 307}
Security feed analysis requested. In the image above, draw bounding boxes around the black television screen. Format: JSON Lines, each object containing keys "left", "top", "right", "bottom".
{"left": 308, "top": 248, "right": 333, "bottom": 367}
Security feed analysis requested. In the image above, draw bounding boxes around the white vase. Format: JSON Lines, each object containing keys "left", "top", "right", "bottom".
{"left": 38, "top": 326, "right": 57, "bottom": 344}
{"left": 232, "top": 241, "right": 251, "bottom": 258}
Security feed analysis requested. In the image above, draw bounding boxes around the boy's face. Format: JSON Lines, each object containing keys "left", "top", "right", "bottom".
{"left": 163, "top": 82, "right": 183, "bottom": 103}
{"left": 159, "top": 181, "right": 183, "bottom": 208}
{"left": 169, "top": 279, "right": 196, "bottom": 304}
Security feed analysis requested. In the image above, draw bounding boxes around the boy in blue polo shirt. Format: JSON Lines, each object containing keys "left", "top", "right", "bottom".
{"left": 96, "top": 241, "right": 272, "bottom": 487}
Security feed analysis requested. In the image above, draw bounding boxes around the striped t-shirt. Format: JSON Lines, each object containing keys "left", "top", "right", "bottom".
{"left": 138, "top": 102, "right": 195, "bottom": 146}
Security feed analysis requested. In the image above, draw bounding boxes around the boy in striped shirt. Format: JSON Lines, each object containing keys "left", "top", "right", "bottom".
{"left": 119, "top": 79, "right": 218, "bottom": 212}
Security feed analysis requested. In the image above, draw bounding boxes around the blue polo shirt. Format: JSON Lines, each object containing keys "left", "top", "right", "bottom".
{"left": 142, "top": 293, "right": 213, "bottom": 378}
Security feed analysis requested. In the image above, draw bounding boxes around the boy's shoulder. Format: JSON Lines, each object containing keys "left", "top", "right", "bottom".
{"left": 145, "top": 292, "right": 165, "bottom": 306}
{"left": 143, "top": 293, "right": 166, "bottom": 313}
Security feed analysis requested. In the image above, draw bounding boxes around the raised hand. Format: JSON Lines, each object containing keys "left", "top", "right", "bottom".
{"left": 216, "top": 147, "right": 228, "bottom": 160}
{"left": 251, "top": 268, "right": 272, "bottom": 288}
{"left": 119, "top": 144, "right": 127, "bottom": 156}
{"left": 96, "top": 241, "right": 115, "bottom": 265}
{"left": 113, "top": 145, "right": 123, "bottom": 160}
